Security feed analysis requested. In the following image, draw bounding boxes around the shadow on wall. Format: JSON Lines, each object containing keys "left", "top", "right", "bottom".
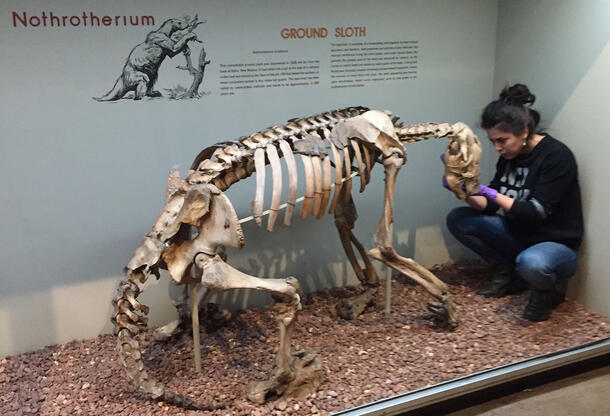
{"left": 195, "top": 215, "right": 360, "bottom": 312}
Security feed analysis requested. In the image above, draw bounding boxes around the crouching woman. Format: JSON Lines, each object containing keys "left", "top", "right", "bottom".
{"left": 445, "top": 83, "right": 584, "bottom": 321}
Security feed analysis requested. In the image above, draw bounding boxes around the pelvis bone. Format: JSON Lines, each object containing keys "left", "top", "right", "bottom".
{"left": 112, "top": 107, "right": 482, "bottom": 410}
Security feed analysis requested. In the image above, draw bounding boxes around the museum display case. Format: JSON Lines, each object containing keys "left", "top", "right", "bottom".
{"left": 1, "top": 1, "right": 608, "bottom": 415}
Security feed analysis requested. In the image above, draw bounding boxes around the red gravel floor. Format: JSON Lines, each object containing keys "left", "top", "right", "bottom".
{"left": 1, "top": 261, "right": 609, "bottom": 415}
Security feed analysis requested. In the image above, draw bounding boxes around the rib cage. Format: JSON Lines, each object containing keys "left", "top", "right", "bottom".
{"left": 185, "top": 106, "right": 469, "bottom": 231}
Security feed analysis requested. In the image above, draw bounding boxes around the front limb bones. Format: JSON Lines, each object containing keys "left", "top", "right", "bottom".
{"left": 369, "top": 248, "right": 458, "bottom": 326}
{"left": 328, "top": 110, "right": 459, "bottom": 322}
{"left": 370, "top": 152, "right": 459, "bottom": 326}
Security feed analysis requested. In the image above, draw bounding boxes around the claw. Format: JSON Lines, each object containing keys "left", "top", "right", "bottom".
{"left": 427, "top": 302, "right": 448, "bottom": 317}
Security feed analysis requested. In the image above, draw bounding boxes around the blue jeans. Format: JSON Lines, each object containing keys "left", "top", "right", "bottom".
{"left": 446, "top": 207, "right": 578, "bottom": 290}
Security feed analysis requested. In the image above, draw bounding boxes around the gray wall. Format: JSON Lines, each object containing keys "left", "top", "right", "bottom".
{"left": 493, "top": 0, "right": 610, "bottom": 317}
{"left": 1, "top": 0, "right": 500, "bottom": 356}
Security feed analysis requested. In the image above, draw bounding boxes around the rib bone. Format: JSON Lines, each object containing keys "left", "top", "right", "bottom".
{"left": 350, "top": 139, "right": 366, "bottom": 193}
{"left": 342, "top": 146, "right": 352, "bottom": 202}
{"left": 278, "top": 139, "right": 297, "bottom": 226}
{"left": 328, "top": 141, "right": 343, "bottom": 214}
{"left": 311, "top": 155, "right": 323, "bottom": 217}
{"left": 318, "top": 153, "right": 332, "bottom": 218}
{"left": 266, "top": 144, "right": 282, "bottom": 232}
{"left": 308, "top": 130, "right": 331, "bottom": 218}
{"left": 300, "top": 155, "right": 314, "bottom": 219}
{"left": 362, "top": 145, "right": 372, "bottom": 185}
{"left": 252, "top": 148, "right": 266, "bottom": 227}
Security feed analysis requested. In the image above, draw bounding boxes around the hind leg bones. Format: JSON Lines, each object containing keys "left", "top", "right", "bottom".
{"left": 194, "top": 253, "right": 321, "bottom": 402}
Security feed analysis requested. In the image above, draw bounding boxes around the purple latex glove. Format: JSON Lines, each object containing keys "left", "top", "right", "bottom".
{"left": 442, "top": 176, "right": 466, "bottom": 191}
{"left": 443, "top": 177, "right": 498, "bottom": 200}
{"left": 476, "top": 185, "right": 498, "bottom": 200}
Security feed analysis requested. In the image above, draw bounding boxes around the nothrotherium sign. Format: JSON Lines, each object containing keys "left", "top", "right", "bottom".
{"left": 11, "top": 11, "right": 156, "bottom": 28}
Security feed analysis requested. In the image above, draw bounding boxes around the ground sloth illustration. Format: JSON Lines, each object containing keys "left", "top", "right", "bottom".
{"left": 94, "top": 17, "right": 200, "bottom": 101}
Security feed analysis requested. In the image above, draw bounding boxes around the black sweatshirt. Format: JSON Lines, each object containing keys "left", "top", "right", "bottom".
{"left": 482, "top": 135, "right": 583, "bottom": 250}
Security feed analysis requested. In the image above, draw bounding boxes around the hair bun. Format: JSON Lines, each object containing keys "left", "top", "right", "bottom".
{"left": 499, "top": 83, "right": 536, "bottom": 106}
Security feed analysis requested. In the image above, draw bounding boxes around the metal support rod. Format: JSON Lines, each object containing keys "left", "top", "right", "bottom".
{"left": 385, "top": 266, "right": 392, "bottom": 317}
{"left": 190, "top": 284, "right": 202, "bottom": 373}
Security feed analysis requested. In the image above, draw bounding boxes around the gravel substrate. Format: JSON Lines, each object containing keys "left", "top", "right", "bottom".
{"left": 2, "top": 261, "right": 609, "bottom": 415}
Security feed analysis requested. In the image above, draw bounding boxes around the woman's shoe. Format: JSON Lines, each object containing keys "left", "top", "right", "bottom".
{"left": 522, "top": 280, "right": 568, "bottom": 321}
{"left": 551, "top": 279, "right": 568, "bottom": 307}
{"left": 477, "top": 264, "right": 514, "bottom": 298}
{"left": 522, "top": 289, "right": 553, "bottom": 321}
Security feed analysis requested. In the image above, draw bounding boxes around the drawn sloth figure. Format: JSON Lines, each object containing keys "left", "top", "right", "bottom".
{"left": 95, "top": 17, "right": 199, "bottom": 101}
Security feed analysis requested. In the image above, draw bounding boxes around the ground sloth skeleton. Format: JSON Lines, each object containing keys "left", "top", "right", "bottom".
{"left": 112, "top": 106, "right": 482, "bottom": 409}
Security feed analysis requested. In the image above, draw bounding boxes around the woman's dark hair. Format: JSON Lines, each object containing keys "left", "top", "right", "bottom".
{"left": 481, "top": 83, "right": 541, "bottom": 138}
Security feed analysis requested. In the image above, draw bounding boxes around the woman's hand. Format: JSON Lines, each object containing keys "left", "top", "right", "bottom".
{"left": 475, "top": 185, "right": 498, "bottom": 200}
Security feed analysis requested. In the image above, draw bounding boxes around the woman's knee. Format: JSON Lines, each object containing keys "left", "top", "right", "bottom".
{"left": 516, "top": 250, "right": 555, "bottom": 290}
{"left": 516, "top": 243, "right": 579, "bottom": 290}
{"left": 516, "top": 248, "right": 546, "bottom": 271}
{"left": 446, "top": 206, "right": 478, "bottom": 236}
